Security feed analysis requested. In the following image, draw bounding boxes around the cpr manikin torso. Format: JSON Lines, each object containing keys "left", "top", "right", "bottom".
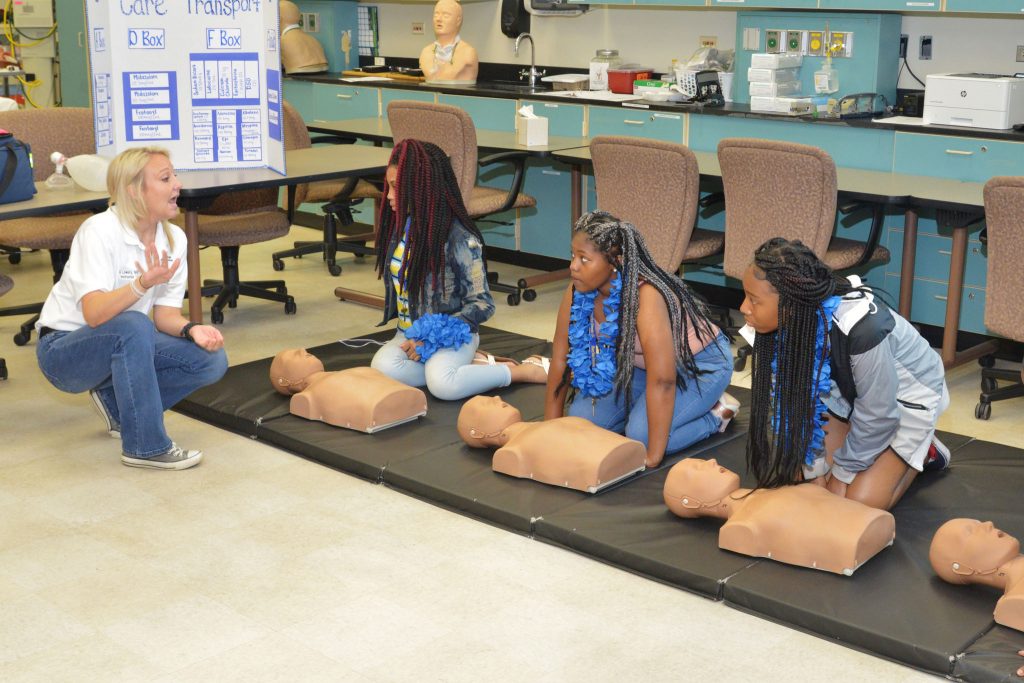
{"left": 458, "top": 395, "right": 646, "bottom": 493}
{"left": 280, "top": 0, "right": 328, "bottom": 74}
{"left": 418, "top": 0, "right": 478, "bottom": 84}
{"left": 930, "top": 518, "right": 1024, "bottom": 632}
{"left": 664, "top": 458, "right": 896, "bottom": 575}
{"left": 270, "top": 349, "right": 427, "bottom": 433}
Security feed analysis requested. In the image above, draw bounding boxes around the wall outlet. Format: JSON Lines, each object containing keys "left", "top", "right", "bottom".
{"left": 920, "top": 35, "right": 932, "bottom": 61}
{"left": 807, "top": 30, "right": 825, "bottom": 57}
{"left": 412, "top": 22, "right": 424, "bottom": 35}
{"left": 700, "top": 35, "right": 718, "bottom": 49}
{"left": 1017, "top": 45, "right": 1024, "bottom": 62}
{"left": 765, "top": 30, "right": 782, "bottom": 54}
{"left": 785, "top": 30, "right": 805, "bottom": 54}
{"left": 828, "top": 31, "right": 852, "bottom": 58}
{"left": 899, "top": 34, "right": 908, "bottom": 59}
{"left": 301, "top": 12, "right": 319, "bottom": 33}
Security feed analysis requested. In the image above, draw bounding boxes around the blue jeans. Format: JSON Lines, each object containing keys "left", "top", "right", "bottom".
{"left": 568, "top": 333, "right": 732, "bottom": 454}
{"left": 36, "top": 311, "right": 228, "bottom": 458}
{"left": 371, "top": 330, "right": 511, "bottom": 401}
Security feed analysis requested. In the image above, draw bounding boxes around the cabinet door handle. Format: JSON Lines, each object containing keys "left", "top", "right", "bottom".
{"left": 623, "top": 119, "right": 645, "bottom": 126}
{"left": 945, "top": 149, "right": 973, "bottom": 156}
{"left": 336, "top": 94, "right": 353, "bottom": 100}
{"left": 906, "top": 1, "right": 936, "bottom": 6}
{"left": 938, "top": 250, "right": 952, "bottom": 255}
{"left": 934, "top": 295, "right": 948, "bottom": 301}
{"left": 541, "top": 170, "right": 561, "bottom": 176}
{"left": 543, "top": 104, "right": 559, "bottom": 108}
{"left": 78, "top": 31, "right": 84, "bottom": 48}
{"left": 715, "top": 0, "right": 746, "bottom": 3}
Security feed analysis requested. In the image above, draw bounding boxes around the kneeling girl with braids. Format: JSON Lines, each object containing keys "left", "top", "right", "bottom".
{"left": 740, "top": 237, "right": 950, "bottom": 511}
{"left": 545, "top": 211, "right": 737, "bottom": 468}
{"left": 370, "top": 139, "right": 546, "bottom": 400}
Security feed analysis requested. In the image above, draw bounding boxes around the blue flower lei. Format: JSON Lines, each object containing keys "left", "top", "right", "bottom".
{"left": 567, "top": 274, "right": 621, "bottom": 398}
{"left": 404, "top": 313, "right": 472, "bottom": 363}
{"left": 769, "top": 295, "right": 841, "bottom": 465}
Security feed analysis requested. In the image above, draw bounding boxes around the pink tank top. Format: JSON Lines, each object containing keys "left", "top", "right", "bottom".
{"left": 631, "top": 283, "right": 720, "bottom": 370}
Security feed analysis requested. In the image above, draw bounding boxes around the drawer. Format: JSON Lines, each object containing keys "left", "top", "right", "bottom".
{"left": 520, "top": 99, "right": 585, "bottom": 138}
{"left": 711, "top": 0, "right": 816, "bottom": 6}
{"left": 283, "top": 79, "right": 315, "bottom": 120}
{"left": 681, "top": 262, "right": 737, "bottom": 289}
{"left": 885, "top": 228, "right": 987, "bottom": 288}
{"left": 438, "top": 94, "right": 517, "bottom": 131}
{"left": 312, "top": 83, "right": 379, "bottom": 121}
{"left": 820, "top": 0, "right": 938, "bottom": 9}
{"left": 689, "top": 114, "right": 894, "bottom": 171}
{"left": 946, "top": 0, "right": 1024, "bottom": 12}
{"left": 893, "top": 132, "right": 1024, "bottom": 182}
{"left": 906, "top": 278, "right": 988, "bottom": 335}
{"left": 588, "top": 106, "right": 684, "bottom": 142}
{"left": 381, "top": 88, "right": 435, "bottom": 112}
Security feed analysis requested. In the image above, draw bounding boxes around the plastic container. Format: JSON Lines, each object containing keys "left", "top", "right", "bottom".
{"left": 607, "top": 66, "right": 654, "bottom": 95}
{"left": 750, "top": 53, "right": 803, "bottom": 69}
{"left": 589, "top": 49, "right": 620, "bottom": 92}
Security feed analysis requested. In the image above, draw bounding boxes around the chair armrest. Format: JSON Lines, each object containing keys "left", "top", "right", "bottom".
{"left": 699, "top": 191, "right": 724, "bottom": 208}
{"left": 478, "top": 150, "right": 530, "bottom": 215}
{"left": 835, "top": 196, "right": 884, "bottom": 270}
{"left": 309, "top": 134, "right": 358, "bottom": 145}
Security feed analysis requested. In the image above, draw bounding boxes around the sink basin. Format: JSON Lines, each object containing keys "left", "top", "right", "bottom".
{"left": 478, "top": 81, "right": 551, "bottom": 95}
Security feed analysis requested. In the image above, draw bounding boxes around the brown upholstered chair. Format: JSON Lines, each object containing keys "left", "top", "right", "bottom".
{"left": 975, "top": 176, "right": 1024, "bottom": 420}
{"left": 271, "top": 101, "right": 381, "bottom": 276}
{"left": 718, "top": 138, "right": 891, "bottom": 369}
{"left": 0, "top": 107, "right": 95, "bottom": 345}
{"left": 385, "top": 100, "right": 537, "bottom": 305}
{"left": 0, "top": 272, "right": 11, "bottom": 379}
{"left": 590, "top": 135, "right": 724, "bottom": 273}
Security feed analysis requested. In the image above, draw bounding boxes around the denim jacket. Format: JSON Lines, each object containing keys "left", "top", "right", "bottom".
{"left": 380, "top": 220, "right": 495, "bottom": 333}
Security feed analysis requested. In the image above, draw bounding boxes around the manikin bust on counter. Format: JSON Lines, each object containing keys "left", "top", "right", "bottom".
{"left": 663, "top": 458, "right": 896, "bottom": 575}
{"left": 930, "top": 518, "right": 1024, "bottom": 633}
{"left": 458, "top": 395, "right": 646, "bottom": 493}
{"left": 418, "top": 0, "right": 478, "bottom": 84}
{"left": 280, "top": 0, "right": 328, "bottom": 74}
{"left": 270, "top": 349, "right": 427, "bottom": 433}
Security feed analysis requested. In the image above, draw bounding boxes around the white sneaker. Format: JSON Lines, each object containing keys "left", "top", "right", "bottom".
{"left": 711, "top": 392, "right": 741, "bottom": 433}
{"left": 121, "top": 443, "right": 202, "bottom": 470}
{"left": 89, "top": 389, "right": 120, "bottom": 439}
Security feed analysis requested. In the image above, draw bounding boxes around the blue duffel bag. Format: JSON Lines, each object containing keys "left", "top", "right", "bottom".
{"left": 0, "top": 129, "right": 35, "bottom": 204}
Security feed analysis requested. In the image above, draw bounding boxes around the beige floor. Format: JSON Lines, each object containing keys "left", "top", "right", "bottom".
{"left": 1, "top": 226, "right": 1020, "bottom": 682}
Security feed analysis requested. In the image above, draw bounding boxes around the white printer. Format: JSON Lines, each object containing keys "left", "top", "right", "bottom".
{"left": 923, "top": 73, "right": 1024, "bottom": 129}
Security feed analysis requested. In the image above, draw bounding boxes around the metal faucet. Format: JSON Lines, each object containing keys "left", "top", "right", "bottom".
{"left": 514, "top": 33, "right": 545, "bottom": 87}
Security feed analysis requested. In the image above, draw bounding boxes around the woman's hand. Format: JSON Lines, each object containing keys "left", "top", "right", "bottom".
{"left": 400, "top": 339, "right": 423, "bottom": 362}
{"left": 826, "top": 475, "right": 849, "bottom": 498}
{"left": 188, "top": 324, "right": 224, "bottom": 352}
{"left": 136, "top": 242, "right": 181, "bottom": 289}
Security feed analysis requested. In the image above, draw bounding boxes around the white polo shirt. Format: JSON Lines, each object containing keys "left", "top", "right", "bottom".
{"left": 37, "top": 207, "right": 188, "bottom": 332}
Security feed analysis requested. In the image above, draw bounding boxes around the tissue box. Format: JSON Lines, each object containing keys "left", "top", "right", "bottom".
{"left": 516, "top": 114, "right": 548, "bottom": 147}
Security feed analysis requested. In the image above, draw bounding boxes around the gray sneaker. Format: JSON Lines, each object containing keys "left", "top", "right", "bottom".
{"left": 122, "top": 443, "right": 203, "bottom": 470}
{"left": 89, "top": 389, "right": 120, "bottom": 439}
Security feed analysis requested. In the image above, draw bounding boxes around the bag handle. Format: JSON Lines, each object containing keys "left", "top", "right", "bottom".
{"left": 0, "top": 144, "right": 20, "bottom": 198}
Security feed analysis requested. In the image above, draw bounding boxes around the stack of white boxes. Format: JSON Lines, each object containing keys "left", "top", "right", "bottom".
{"left": 748, "top": 53, "right": 810, "bottom": 115}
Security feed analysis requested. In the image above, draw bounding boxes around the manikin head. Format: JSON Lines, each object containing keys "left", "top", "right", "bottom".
{"left": 664, "top": 458, "right": 741, "bottom": 518}
{"left": 930, "top": 518, "right": 1021, "bottom": 586}
{"left": 432, "top": 0, "right": 463, "bottom": 42}
{"left": 269, "top": 348, "right": 325, "bottom": 395}
{"left": 457, "top": 395, "right": 522, "bottom": 447}
{"left": 279, "top": 0, "right": 301, "bottom": 29}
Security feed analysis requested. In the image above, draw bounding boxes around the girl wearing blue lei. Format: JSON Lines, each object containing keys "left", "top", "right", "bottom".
{"left": 370, "top": 140, "right": 547, "bottom": 400}
{"left": 740, "top": 238, "right": 949, "bottom": 510}
{"left": 545, "top": 211, "right": 736, "bottom": 468}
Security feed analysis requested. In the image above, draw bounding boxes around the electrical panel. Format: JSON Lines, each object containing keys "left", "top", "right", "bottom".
{"left": 12, "top": 0, "right": 55, "bottom": 29}
{"left": 785, "top": 30, "right": 806, "bottom": 54}
{"left": 828, "top": 31, "right": 854, "bottom": 58}
{"left": 765, "top": 30, "right": 782, "bottom": 54}
{"left": 807, "top": 31, "right": 826, "bottom": 57}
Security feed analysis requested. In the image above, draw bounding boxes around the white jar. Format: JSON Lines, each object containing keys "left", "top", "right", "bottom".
{"left": 589, "top": 49, "right": 620, "bottom": 92}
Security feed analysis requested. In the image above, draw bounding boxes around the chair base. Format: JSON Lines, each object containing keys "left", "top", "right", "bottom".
{"left": 0, "top": 357, "right": 6, "bottom": 380}
{"left": 203, "top": 246, "right": 296, "bottom": 324}
{"left": 272, "top": 203, "right": 375, "bottom": 277}
{"left": 487, "top": 271, "right": 536, "bottom": 307}
{"left": 0, "top": 249, "right": 68, "bottom": 346}
{"left": 975, "top": 363, "right": 1024, "bottom": 420}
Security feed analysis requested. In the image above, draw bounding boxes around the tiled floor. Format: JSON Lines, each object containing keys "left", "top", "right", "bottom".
{"left": 1, "top": 227, "right": 1020, "bottom": 682}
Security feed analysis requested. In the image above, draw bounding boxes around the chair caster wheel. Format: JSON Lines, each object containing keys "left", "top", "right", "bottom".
{"left": 0, "top": 359, "right": 6, "bottom": 380}
{"left": 975, "top": 402, "right": 991, "bottom": 420}
{"left": 8, "top": 252, "right": 20, "bottom": 264}
{"left": 285, "top": 300, "right": 297, "bottom": 315}
{"left": 507, "top": 293, "right": 521, "bottom": 306}
{"left": 328, "top": 264, "right": 342, "bottom": 277}
{"left": 981, "top": 377, "right": 998, "bottom": 394}
{"left": 211, "top": 309, "right": 224, "bottom": 324}
{"left": 272, "top": 259, "right": 285, "bottom": 272}
{"left": 523, "top": 289, "right": 537, "bottom": 302}
{"left": 978, "top": 355, "right": 996, "bottom": 368}
{"left": 733, "top": 357, "right": 747, "bottom": 372}
{"left": 13, "top": 331, "right": 30, "bottom": 346}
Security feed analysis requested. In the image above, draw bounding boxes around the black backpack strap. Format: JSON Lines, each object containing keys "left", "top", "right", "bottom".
{"left": 0, "top": 143, "right": 20, "bottom": 197}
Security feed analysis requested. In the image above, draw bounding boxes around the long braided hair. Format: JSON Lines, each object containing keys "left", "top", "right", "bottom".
{"left": 558, "top": 211, "right": 722, "bottom": 413}
{"left": 375, "top": 139, "right": 485, "bottom": 311}
{"left": 746, "top": 237, "right": 855, "bottom": 489}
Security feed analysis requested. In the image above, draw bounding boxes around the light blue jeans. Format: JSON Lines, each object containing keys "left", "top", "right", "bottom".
{"left": 568, "top": 333, "right": 732, "bottom": 454}
{"left": 371, "top": 330, "right": 511, "bottom": 401}
{"left": 37, "top": 311, "right": 228, "bottom": 458}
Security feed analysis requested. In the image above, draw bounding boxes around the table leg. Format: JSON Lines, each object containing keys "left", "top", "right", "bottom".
{"left": 898, "top": 208, "right": 917, "bottom": 319}
{"left": 335, "top": 287, "right": 385, "bottom": 308}
{"left": 185, "top": 209, "right": 203, "bottom": 323}
{"left": 940, "top": 224, "right": 967, "bottom": 367}
{"left": 515, "top": 163, "right": 581, "bottom": 293}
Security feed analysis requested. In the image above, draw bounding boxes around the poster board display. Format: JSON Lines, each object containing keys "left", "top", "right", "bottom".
{"left": 85, "top": 0, "right": 285, "bottom": 174}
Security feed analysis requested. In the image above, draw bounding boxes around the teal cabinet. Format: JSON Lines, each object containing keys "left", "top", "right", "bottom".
{"left": 312, "top": 83, "right": 379, "bottom": 121}
{"left": 894, "top": 277, "right": 988, "bottom": 335}
{"left": 283, "top": 79, "right": 317, "bottom": 120}
{"left": 438, "top": 94, "right": 516, "bottom": 131}
{"left": 711, "top": 0, "right": 817, "bottom": 7}
{"left": 519, "top": 100, "right": 585, "bottom": 138}
{"left": 886, "top": 228, "right": 988, "bottom": 289}
{"left": 55, "top": 1, "right": 90, "bottom": 107}
{"left": 946, "top": 0, "right": 1024, "bottom": 11}
{"left": 381, "top": 87, "right": 435, "bottom": 112}
{"left": 588, "top": 106, "right": 684, "bottom": 142}
{"left": 688, "top": 115, "right": 894, "bottom": 171}
{"left": 637, "top": 0, "right": 706, "bottom": 5}
{"left": 820, "top": 0, "right": 939, "bottom": 9}
{"left": 519, "top": 160, "right": 573, "bottom": 259}
{"left": 893, "top": 132, "right": 1024, "bottom": 182}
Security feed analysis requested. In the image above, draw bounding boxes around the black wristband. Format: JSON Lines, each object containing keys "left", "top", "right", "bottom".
{"left": 180, "top": 322, "right": 199, "bottom": 342}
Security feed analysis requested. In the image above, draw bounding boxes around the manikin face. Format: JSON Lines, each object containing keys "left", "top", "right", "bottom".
{"left": 270, "top": 348, "right": 324, "bottom": 395}
{"left": 458, "top": 395, "right": 522, "bottom": 444}
{"left": 138, "top": 154, "right": 181, "bottom": 226}
{"left": 739, "top": 265, "right": 780, "bottom": 335}
{"left": 432, "top": 0, "right": 462, "bottom": 39}
{"left": 676, "top": 458, "right": 741, "bottom": 508}
{"left": 279, "top": 0, "right": 301, "bottom": 27}
{"left": 385, "top": 165, "right": 399, "bottom": 214}
{"left": 569, "top": 232, "right": 616, "bottom": 296}
{"left": 933, "top": 518, "right": 1020, "bottom": 581}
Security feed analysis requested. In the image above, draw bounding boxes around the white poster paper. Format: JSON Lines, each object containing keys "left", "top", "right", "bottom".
{"left": 85, "top": 0, "right": 285, "bottom": 174}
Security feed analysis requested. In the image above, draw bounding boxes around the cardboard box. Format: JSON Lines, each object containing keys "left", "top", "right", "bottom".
{"left": 516, "top": 114, "right": 548, "bottom": 147}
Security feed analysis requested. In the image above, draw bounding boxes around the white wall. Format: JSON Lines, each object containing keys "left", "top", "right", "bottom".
{"left": 369, "top": 2, "right": 1024, "bottom": 88}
